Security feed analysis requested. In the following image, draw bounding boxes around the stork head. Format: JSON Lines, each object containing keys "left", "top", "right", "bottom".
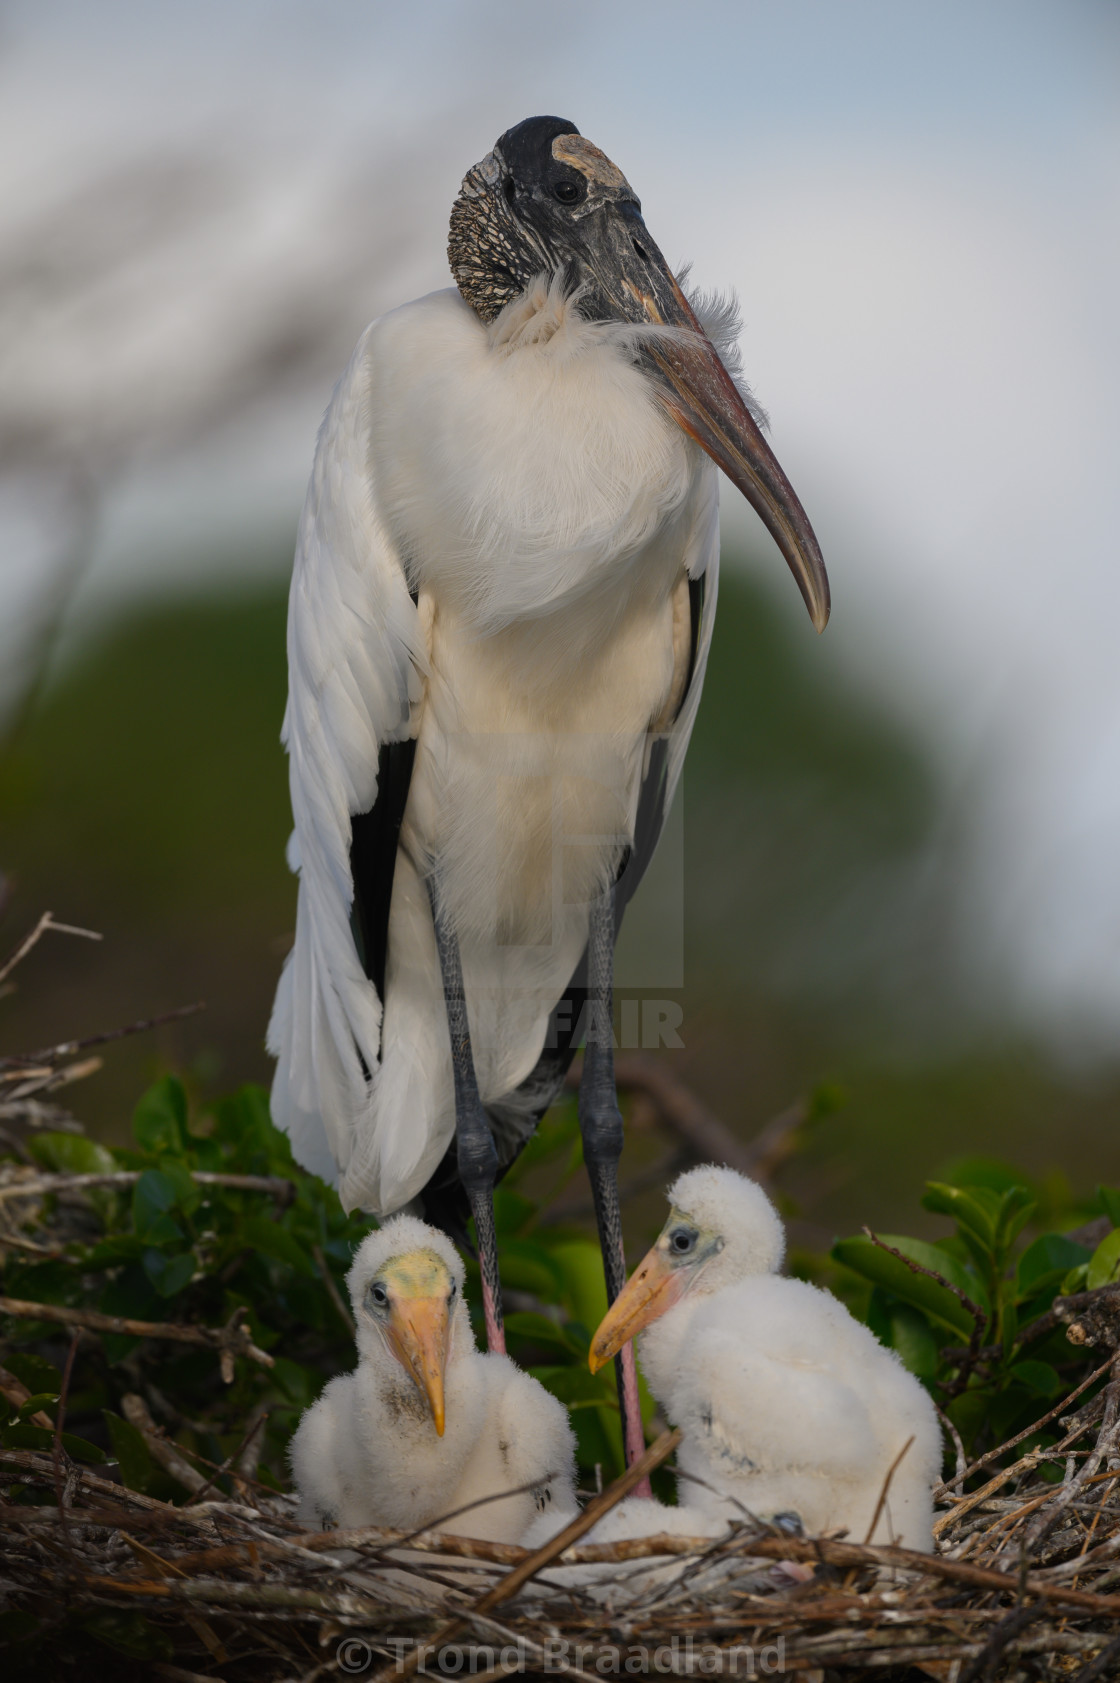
{"left": 588, "top": 1166, "right": 785, "bottom": 1373}
{"left": 449, "top": 117, "right": 829, "bottom": 632}
{"left": 348, "top": 1217, "right": 469, "bottom": 1436}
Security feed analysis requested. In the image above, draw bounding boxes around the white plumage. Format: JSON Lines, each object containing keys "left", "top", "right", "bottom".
{"left": 591, "top": 1167, "right": 943, "bottom": 1550}
{"left": 268, "top": 279, "right": 723, "bottom": 1216}
{"left": 289, "top": 1216, "right": 576, "bottom": 1542}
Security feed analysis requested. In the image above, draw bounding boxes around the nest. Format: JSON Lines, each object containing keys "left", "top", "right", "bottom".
{"left": 3, "top": 1381, "right": 1120, "bottom": 1683}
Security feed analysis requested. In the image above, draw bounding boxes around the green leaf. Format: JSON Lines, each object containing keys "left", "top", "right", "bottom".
{"left": 486, "top": 1237, "right": 566, "bottom": 1302}
{"left": 240, "top": 1215, "right": 315, "bottom": 1277}
{"left": 1098, "top": 1186, "right": 1120, "bottom": 1228}
{"left": 142, "top": 1248, "right": 196, "bottom": 1297}
{"left": 1017, "top": 1234, "right": 1090, "bottom": 1300}
{"left": 493, "top": 1189, "right": 536, "bottom": 1238}
{"left": 939, "top": 1156, "right": 1035, "bottom": 1197}
{"left": 26, "top": 1132, "right": 116, "bottom": 1176}
{"left": 1087, "top": 1228, "right": 1120, "bottom": 1290}
{"left": 994, "top": 1185, "right": 1036, "bottom": 1251}
{"left": 1010, "top": 1359, "right": 1062, "bottom": 1398}
{"left": 102, "top": 1410, "right": 153, "bottom": 1492}
{"left": 1061, "top": 1262, "right": 1089, "bottom": 1295}
{"left": 831, "top": 1233, "right": 986, "bottom": 1337}
{"left": 131, "top": 1169, "right": 179, "bottom": 1235}
{"left": 922, "top": 1181, "right": 1001, "bottom": 1248}
{"left": 132, "top": 1075, "right": 190, "bottom": 1154}
{"left": 549, "top": 1240, "right": 611, "bottom": 1330}
{"left": 2, "top": 1353, "right": 60, "bottom": 1391}
{"left": 884, "top": 1303, "right": 938, "bottom": 1383}
{"left": 504, "top": 1312, "right": 587, "bottom": 1356}
{"left": 1, "top": 1423, "right": 104, "bottom": 1462}
{"left": 16, "top": 1393, "right": 58, "bottom": 1423}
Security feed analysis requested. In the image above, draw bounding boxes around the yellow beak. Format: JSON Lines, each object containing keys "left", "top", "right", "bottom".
{"left": 387, "top": 1292, "right": 451, "bottom": 1436}
{"left": 588, "top": 1243, "right": 686, "bottom": 1375}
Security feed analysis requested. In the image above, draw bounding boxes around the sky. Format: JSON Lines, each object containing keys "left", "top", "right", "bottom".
{"left": 1, "top": 0, "right": 1118, "bottom": 1047}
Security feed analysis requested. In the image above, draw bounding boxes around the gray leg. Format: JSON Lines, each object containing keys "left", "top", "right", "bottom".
{"left": 429, "top": 889, "right": 505, "bottom": 1354}
{"left": 579, "top": 888, "right": 648, "bottom": 1485}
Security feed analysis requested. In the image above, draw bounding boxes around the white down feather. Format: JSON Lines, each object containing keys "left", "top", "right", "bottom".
{"left": 288, "top": 1216, "right": 576, "bottom": 1543}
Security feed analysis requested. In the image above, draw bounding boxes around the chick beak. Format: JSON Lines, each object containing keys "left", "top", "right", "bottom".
{"left": 588, "top": 1243, "right": 686, "bottom": 1374}
{"left": 387, "top": 1292, "right": 451, "bottom": 1436}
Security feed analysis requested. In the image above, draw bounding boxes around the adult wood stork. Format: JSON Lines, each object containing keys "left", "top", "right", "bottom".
{"left": 589, "top": 1167, "right": 942, "bottom": 1548}
{"left": 289, "top": 1216, "right": 575, "bottom": 1542}
{"left": 268, "top": 116, "right": 829, "bottom": 1469}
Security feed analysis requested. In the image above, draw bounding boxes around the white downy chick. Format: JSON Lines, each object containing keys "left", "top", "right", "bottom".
{"left": 290, "top": 1215, "right": 575, "bottom": 1542}
{"left": 589, "top": 1167, "right": 942, "bottom": 1550}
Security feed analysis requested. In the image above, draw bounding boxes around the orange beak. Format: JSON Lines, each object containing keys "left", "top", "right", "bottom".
{"left": 386, "top": 1292, "right": 451, "bottom": 1436}
{"left": 588, "top": 1243, "right": 687, "bottom": 1374}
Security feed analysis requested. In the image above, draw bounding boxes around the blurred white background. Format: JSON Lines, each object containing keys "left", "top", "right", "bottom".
{"left": 1, "top": 0, "right": 1117, "bottom": 1049}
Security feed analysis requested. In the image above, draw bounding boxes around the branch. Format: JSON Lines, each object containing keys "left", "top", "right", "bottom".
{"left": 0, "top": 1298, "right": 273, "bottom": 1378}
{"left": 862, "top": 1225, "right": 987, "bottom": 1390}
{"left": 0, "top": 913, "right": 102, "bottom": 987}
{"left": 0, "top": 1169, "right": 295, "bottom": 1210}
{"left": 0, "top": 1001, "right": 207, "bottom": 1070}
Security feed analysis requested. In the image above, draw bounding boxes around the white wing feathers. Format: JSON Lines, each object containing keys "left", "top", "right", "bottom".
{"left": 267, "top": 325, "right": 425, "bottom": 1191}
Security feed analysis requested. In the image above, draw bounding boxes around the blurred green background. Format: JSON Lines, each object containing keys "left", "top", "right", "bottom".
{"left": 4, "top": 547, "right": 1118, "bottom": 1254}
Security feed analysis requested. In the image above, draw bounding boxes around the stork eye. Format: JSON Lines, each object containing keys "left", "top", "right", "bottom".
{"left": 368, "top": 1281, "right": 389, "bottom": 1309}
{"left": 552, "top": 178, "right": 582, "bottom": 204}
{"left": 670, "top": 1227, "right": 697, "bottom": 1256}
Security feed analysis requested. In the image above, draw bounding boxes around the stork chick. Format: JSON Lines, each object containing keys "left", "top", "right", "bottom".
{"left": 589, "top": 1167, "right": 942, "bottom": 1550}
{"left": 290, "top": 1216, "right": 575, "bottom": 1542}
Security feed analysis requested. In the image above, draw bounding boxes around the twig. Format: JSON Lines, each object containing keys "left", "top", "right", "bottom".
{"left": 566, "top": 1053, "right": 768, "bottom": 1178}
{"left": 958, "top": 1604, "right": 1047, "bottom": 1683}
{"left": 52, "top": 1328, "right": 81, "bottom": 1557}
{"left": 935, "top": 1356, "right": 1114, "bottom": 1497}
{"left": 121, "top": 1394, "right": 209, "bottom": 1496}
{"left": 0, "top": 1169, "right": 295, "bottom": 1209}
{"left": 372, "top": 1428, "right": 682, "bottom": 1683}
{"left": 863, "top": 1434, "right": 913, "bottom": 1544}
{"left": 0, "top": 1361, "right": 54, "bottom": 1428}
{"left": 1022, "top": 1353, "right": 1120, "bottom": 1556}
{"left": 0, "top": 1001, "right": 207, "bottom": 1070}
{"left": 0, "top": 913, "right": 102, "bottom": 988}
{"left": 863, "top": 1225, "right": 987, "bottom": 1389}
{"left": 311, "top": 1243, "right": 355, "bottom": 1336}
{"left": 1070, "top": 1632, "right": 1120, "bottom": 1683}
{"left": 0, "top": 1297, "right": 273, "bottom": 1376}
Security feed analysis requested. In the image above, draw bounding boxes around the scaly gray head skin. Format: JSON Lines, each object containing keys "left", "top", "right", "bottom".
{"left": 448, "top": 116, "right": 830, "bottom": 633}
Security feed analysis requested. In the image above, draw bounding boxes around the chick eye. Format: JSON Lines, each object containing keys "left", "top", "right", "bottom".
{"left": 448, "top": 1280, "right": 457, "bottom": 1300}
{"left": 552, "top": 178, "right": 581, "bottom": 204}
{"left": 368, "top": 1281, "right": 389, "bottom": 1308}
{"left": 670, "top": 1228, "right": 697, "bottom": 1256}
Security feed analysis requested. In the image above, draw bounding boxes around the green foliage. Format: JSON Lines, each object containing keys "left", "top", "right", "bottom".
{"left": 2, "top": 1076, "right": 375, "bottom": 1496}
{"left": 832, "top": 1158, "right": 1119, "bottom": 1464}
{"left": 4, "top": 1068, "right": 1117, "bottom": 1508}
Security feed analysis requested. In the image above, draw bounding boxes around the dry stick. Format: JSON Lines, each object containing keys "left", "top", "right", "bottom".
{"left": 0, "top": 912, "right": 102, "bottom": 988}
{"left": 1022, "top": 1353, "right": 1120, "bottom": 1556}
{"left": 934, "top": 1401, "right": 1108, "bottom": 1541}
{"left": 935, "top": 1356, "right": 1114, "bottom": 1498}
{"left": 1070, "top": 1633, "right": 1120, "bottom": 1683}
{"left": 1, "top": 1000, "right": 207, "bottom": 1070}
{"left": 121, "top": 1394, "right": 208, "bottom": 1495}
{"left": 311, "top": 1242, "right": 356, "bottom": 1336}
{"left": 957, "top": 1603, "right": 1048, "bottom": 1683}
{"left": 863, "top": 1435, "right": 914, "bottom": 1545}
{"left": 0, "top": 1169, "right": 296, "bottom": 1209}
{"left": 51, "top": 1327, "right": 81, "bottom": 1559}
{"left": 566, "top": 1052, "right": 772, "bottom": 1178}
{"left": 370, "top": 1427, "right": 682, "bottom": 1683}
{"left": 0, "top": 1296, "right": 274, "bottom": 1374}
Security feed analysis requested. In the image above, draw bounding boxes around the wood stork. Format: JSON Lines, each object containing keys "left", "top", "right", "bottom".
{"left": 589, "top": 1167, "right": 942, "bottom": 1548}
{"left": 289, "top": 1216, "right": 576, "bottom": 1542}
{"left": 267, "top": 116, "right": 829, "bottom": 1471}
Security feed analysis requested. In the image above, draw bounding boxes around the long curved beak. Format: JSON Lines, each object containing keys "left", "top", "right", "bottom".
{"left": 386, "top": 1294, "right": 451, "bottom": 1436}
{"left": 588, "top": 1242, "right": 686, "bottom": 1374}
{"left": 578, "top": 201, "right": 830, "bottom": 633}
